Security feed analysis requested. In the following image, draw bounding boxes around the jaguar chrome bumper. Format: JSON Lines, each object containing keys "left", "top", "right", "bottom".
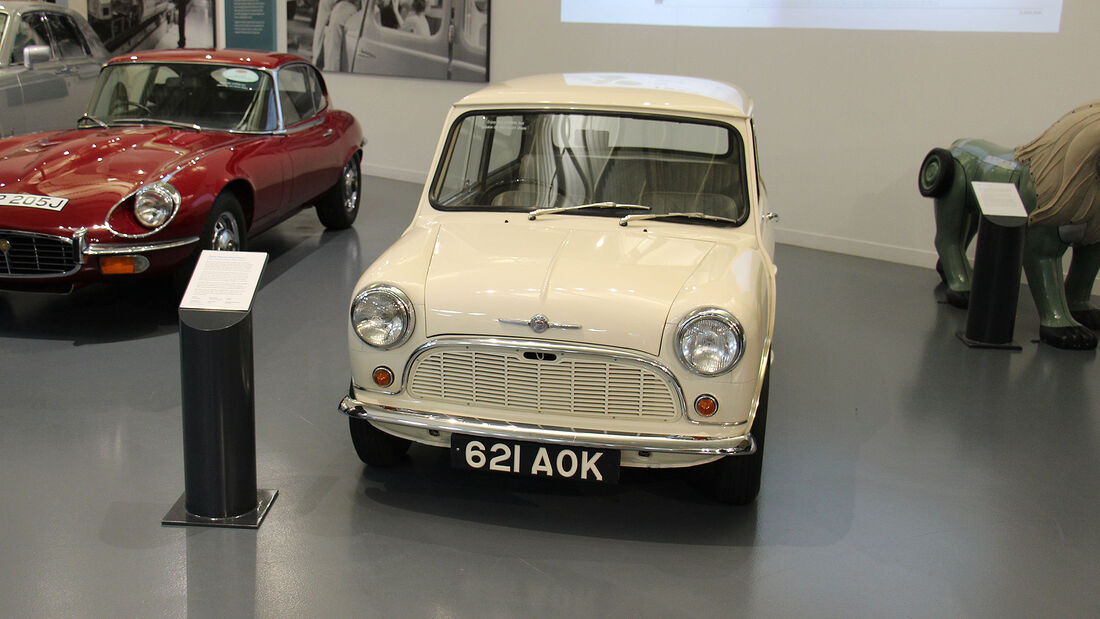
{"left": 82, "top": 236, "right": 200, "bottom": 257}
{"left": 338, "top": 396, "right": 757, "bottom": 456}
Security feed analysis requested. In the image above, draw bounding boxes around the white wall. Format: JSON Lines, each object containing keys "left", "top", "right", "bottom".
{"left": 324, "top": 0, "right": 1100, "bottom": 269}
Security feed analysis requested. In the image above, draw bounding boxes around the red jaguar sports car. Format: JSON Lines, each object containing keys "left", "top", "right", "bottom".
{"left": 0, "top": 49, "right": 363, "bottom": 292}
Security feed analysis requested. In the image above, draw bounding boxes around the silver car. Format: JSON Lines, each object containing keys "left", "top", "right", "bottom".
{"left": 0, "top": 2, "right": 108, "bottom": 138}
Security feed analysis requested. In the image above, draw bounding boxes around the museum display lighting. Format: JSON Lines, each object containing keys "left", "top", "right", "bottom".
{"left": 676, "top": 308, "right": 744, "bottom": 376}
{"left": 132, "top": 181, "right": 181, "bottom": 229}
{"left": 351, "top": 285, "right": 414, "bottom": 349}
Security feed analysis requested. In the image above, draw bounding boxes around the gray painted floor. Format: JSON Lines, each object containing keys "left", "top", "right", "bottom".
{"left": 1, "top": 177, "right": 1097, "bottom": 617}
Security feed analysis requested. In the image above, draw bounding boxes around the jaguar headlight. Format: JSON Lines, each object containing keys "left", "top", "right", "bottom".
{"left": 676, "top": 308, "right": 744, "bottom": 376}
{"left": 351, "top": 285, "right": 414, "bottom": 349}
{"left": 132, "top": 181, "right": 180, "bottom": 229}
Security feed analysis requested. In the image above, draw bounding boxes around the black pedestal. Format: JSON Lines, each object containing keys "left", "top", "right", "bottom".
{"left": 163, "top": 307, "right": 276, "bottom": 528}
{"left": 957, "top": 217, "right": 1026, "bottom": 350}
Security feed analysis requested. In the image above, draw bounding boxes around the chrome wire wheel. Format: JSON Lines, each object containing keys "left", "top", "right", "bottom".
{"left": 316, "top": 154, "right": 361, "bottom": 230}
{"left": 342, "top": 159, "right": 360, "bottom": 212}
{"left": 210, "top": 211, "right": 241, "bottom": 250}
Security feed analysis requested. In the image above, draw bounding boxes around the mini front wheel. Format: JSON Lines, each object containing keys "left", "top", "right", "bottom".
{"left": 704, "top": 360, "right": 769, "bottom": 505}
{"left": 349, "top": 417, "right": 410, "bottom": 467}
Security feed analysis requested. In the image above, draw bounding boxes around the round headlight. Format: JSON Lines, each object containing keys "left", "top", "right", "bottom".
{"left": 132, "top": 182, "right": 180, "bottom": 229}
{"left": 676, "top": 308, "right": 745, "bottom": 376}
{"left": 351, "top": 285, "right": 414, "bottom": 349}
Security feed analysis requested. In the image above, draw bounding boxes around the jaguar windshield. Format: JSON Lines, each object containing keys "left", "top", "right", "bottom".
{"left": 84, "top": 63, "right": 276, "bottom": 132}
{"left": 430, "top": 111, "right": 748, "bottom": 224}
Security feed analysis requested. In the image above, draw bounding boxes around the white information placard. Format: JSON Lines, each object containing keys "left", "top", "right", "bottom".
{"left": 971, "top": 181, "right": 1029, "bottom": 226}
{"left": 180, "top": 251, "right": 268, "bottom": 311}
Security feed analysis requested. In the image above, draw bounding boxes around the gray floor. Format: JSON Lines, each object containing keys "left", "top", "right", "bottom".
{"left": 1, "top": 177, "right": 1097, "bottom": 618}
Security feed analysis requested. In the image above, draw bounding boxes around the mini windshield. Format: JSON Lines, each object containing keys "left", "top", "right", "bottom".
{"left": 430, "top": 111, "right": 748, "bottom": 224}
{"left": 86, "top": 63, "right": 277, "bottom": 132}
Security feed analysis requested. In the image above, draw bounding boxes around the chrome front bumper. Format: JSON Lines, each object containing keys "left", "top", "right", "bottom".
{"left": 82, "top": 236, "right": 200, "bottom": 257}
{"left": 338, "top": 396, "right": 757, "bottom": 456}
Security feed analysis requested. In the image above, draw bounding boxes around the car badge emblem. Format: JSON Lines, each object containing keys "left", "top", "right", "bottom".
{"left": 0, "top": 239, "right": 10, "bottom": 252}
{"left": 498, "top": 314, "right": 581, "bottom": 333}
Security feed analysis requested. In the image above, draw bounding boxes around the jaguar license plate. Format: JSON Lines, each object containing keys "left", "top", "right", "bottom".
{"left": 451, "top": 434, "right": 620, "bottom": 483}
{"left": 0, "top": 193, "right": 68, "bottom": 211}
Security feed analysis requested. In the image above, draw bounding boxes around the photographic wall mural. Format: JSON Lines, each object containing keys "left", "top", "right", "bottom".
{"left": 86, "top": 0, "right": 216, "bottom": 54}
{"left": 286, "top": 0, "right": 489, "bottom": 82}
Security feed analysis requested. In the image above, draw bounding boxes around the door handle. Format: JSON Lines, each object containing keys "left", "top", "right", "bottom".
{"left": 323, "top": 128, "right": 334, "bottom": 138}
{"left": 764, "top": 212, "right": 780, "bottom": 223}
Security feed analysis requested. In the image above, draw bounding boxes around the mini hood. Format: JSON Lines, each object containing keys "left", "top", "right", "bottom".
{"left": 0, "top": 127, "right": 240, "bottom": 230}
{"left": 422, "top": 220, "right": 727, "bottom": 355}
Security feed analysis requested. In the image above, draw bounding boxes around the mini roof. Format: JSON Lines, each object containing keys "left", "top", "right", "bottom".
{"left": 455, "top": 73, "right": 753, "bottom": 118}
{"left": 106, "top": 49, "right": 308, "bottom": 70}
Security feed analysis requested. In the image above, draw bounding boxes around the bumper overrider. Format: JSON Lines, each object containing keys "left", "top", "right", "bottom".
{"left": 338, "top": 396, "right": 757, "bottom": 456}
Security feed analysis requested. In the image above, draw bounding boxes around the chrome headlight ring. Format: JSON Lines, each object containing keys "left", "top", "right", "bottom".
{"left": 675, "top": 307, "right": 745, "bottom": 377}
{"left": 104, "top": 180, "right": 182, "bottom": 238}
{"left": 351, "top": 284, "right": 415, "bottom": 349}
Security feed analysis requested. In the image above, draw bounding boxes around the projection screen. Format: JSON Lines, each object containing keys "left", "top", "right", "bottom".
{"left": 561, "top": 1, "right": 1063, "bottom": 33}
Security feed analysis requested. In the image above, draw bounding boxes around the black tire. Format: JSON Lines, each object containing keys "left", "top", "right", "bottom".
{"left": 919, "top": 147, "right": 955, "bottom": 198}
{"left": 202, "top": 193, "right": 248, "bottom": 251}
{"left": 317, "top": 155, "right": 361, "bottom": 230}
{"left": 349, "top": 417, "right": 410, "bottom": 466}
{"left": 705, "top": 359, "right": 770, "bottom": 505}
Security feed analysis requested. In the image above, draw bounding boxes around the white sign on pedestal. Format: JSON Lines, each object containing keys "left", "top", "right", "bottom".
{"left": 971, "top": 181, "right": 1029, "bottom": 226}
{"left": 180, "top": 251, "right": 269, "bottom": 312}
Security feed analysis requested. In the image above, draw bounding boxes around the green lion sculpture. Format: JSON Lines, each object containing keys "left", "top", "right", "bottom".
{"left": 919, "top": 101, "right": 1100, "bottom": 350}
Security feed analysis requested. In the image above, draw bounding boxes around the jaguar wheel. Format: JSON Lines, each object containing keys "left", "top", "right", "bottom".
{"left": 316, "top": 154, "right": 361, "bottom": 230}
{"left": 203, "top": 193, "right": 247, "bottom": 251}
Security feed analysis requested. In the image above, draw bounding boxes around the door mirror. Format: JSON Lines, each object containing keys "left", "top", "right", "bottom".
{"left": 23, "top": 45, "right": 52, "bottom": 69}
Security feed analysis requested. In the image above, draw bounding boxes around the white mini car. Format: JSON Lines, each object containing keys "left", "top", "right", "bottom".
{"left": 340, "top": 73, "right": 777, "bottom": 504}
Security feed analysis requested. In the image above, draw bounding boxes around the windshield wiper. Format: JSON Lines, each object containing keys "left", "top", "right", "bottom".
{"left": 110, "top": 118, "right": 202, "bottom": 131}
{"left": 619, "top": 212, "right": 738, "bottom": 227}
{"left": 528, "top": 201, "right": 650, "bottom": 221}
{"left": 77, "top": 114, "right": 108, "bottom": 129}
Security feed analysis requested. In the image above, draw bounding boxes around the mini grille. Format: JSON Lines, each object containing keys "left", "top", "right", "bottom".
{"left": 408, "top": 348, "right": 679, "bottom": 419}
{"left": 0, "top": 231, "right": 78, "bottom": 276}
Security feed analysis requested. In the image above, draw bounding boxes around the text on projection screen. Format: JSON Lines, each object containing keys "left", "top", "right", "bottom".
{"left": 561, "top": 1, "right": 1063, "bottom": 34}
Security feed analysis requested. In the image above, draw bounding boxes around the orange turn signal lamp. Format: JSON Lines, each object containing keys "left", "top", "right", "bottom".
{"left": 99, "top": 255, "right": 150, "bottom": 275}
{"left": 373, "top": 366, "right": 395, "bottom": 388}
{"left": 694, "top": 394, "right": 719, "bottom": 417}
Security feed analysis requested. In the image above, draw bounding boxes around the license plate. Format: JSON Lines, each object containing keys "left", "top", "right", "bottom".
{"left": 451, "top": 434, "right": 620, "bottom": 483}
{"left": 0, "top": 193, "right": 68, "bottom": 211}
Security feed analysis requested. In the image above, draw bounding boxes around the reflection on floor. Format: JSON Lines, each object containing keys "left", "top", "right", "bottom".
{"left": 0, "top": 176, "right": 1096, "bottom": 616}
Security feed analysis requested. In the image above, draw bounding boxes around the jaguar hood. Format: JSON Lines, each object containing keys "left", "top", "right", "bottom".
{"left": 421, "top": 220, "right": 754, "bottom": 355}
{"left": 0, "top": 126, "right": 241, "bottom": 229}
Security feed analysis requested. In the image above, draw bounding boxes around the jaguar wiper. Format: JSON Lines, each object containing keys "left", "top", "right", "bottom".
{"left": 111, "top": 118, "right": 202, "bottom": 131}
{"left": 77, "top": 114, "right": 108, "bottom": 129}
{"left": 619, "top": 212, "right": 738, "bottom": 227}
{"left": 528, "top": 201, "right": 650, "bottom": 220}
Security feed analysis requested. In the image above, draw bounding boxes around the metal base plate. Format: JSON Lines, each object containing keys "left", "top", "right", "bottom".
{"left": 161, "top": 489, "right": 278, "bottom": 529}
{"left": 956, "top": 331, "right": 1023, "bottom": 351}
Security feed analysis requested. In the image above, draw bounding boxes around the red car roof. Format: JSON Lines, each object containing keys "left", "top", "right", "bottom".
{"left": 106, "top": 49, "right": 307, "bottom": 70}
